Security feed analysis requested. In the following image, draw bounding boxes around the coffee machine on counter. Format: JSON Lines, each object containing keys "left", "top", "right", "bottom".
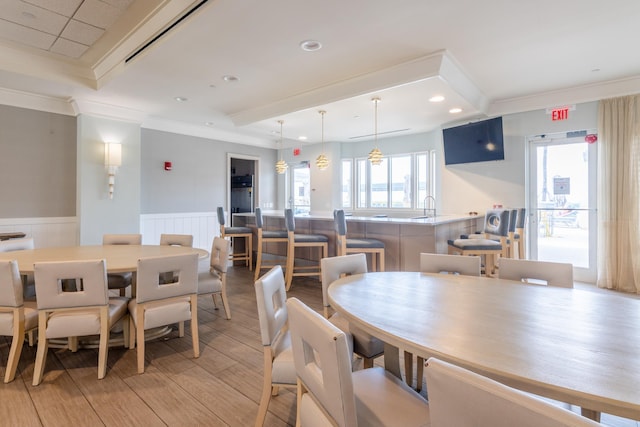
{"left": 230, "top": 175, "right": 254, "bottom": 213}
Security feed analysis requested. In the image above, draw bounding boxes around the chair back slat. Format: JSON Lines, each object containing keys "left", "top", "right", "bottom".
{"left": 320, "top": 254, "right": 367, "bottom": 311}
{"left": 0, "top": 260, "right": 24, "bottom": 307}
{"left": 34, "top": 259, "right": 108, "bottom": 310}
{"left": 0, "top": 237, "right": 35, "bottom": 252}
{"left": 255, "top": 207, "right": 264, "bottom": 229}
{"left": 254, "top": 266, "right": 288, "bottom": 346}
{"left": 160, "top": 234, "right": 193, "bottom": 247}
{"left": 284, "top": 209, "right": 295, "bottom": 232}
{"left": 102, "top": 234, "right": 141, "bottom": 245}
{"left": 498, "top": 258, "right": 573, "bottom": 288}
{"left": 136, "top": 253, "right": 198, "bottom": 303}
{"left": 420, "top": 253, "right": 481, "bottom": 277}
{"left": 210, "top": 237, "right": 230, "bottom": 274}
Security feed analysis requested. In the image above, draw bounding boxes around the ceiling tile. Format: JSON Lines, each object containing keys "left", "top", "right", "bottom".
{"left": 0, "top": 19, "right": 55, "bottom": 50}
{"left": 0, "top": 0, "right": 68, "bottom": 34}
{"left": 23, "top": 0, "right": 84, "bottom": 18}
{"left": 49, "top": 37, "right": 88, "bottom": 58}
{"left": 74, "top": 0, "right": 125, "bottom": 29}
{"left": 61, "top": 19, "right": 103, "bottom": 45}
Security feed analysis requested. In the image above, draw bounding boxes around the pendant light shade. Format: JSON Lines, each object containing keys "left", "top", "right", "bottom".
{"left": 315, "top": 110, "right": 329, "bottom": 170}
{"left": 368, "top": 97, "right": 383, "bottom": 165}
{"left": 275, "top": 120, "right": 288, "bottom": 174}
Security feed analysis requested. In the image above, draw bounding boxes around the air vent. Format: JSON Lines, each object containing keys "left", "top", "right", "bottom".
{"left": 349, "top": 128, "right": 411, "bottom": 140}
{"left": 125, "top": 0, "right": 209, "bottom": 64}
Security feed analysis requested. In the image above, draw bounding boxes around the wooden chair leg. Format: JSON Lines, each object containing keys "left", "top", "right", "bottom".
{"left": 363, "top": 357, "right": 374, "bottom": 369}
{"left": 404, "top": 350, "right": 414, "bottom": 388}
{"left": 255, "top": 349, "right": 273, "bottom": 427}
{"left": 416, "top": 356, "right": 424, "bottom": 392}
{"left": 190, "top": 296, "right": 200, "bottom": 358}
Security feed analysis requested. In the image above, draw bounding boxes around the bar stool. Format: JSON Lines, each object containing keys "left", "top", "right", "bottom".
{"left": 217, "top": 207, "right": 252, "bottom": 271}
{"left": 284, "top": 208, "right": 328, "bottom": 291}
{"left": 334, "top": 209, "right": 385, "bottom": 271}
{"left": 514, "top": 208, "right": 527, "bottom": 259}
{"left": 254, "top": 207, "right": 288, "bottom": 281}
{"left": 447, "top": 209, "right": 510, "bottom": 277}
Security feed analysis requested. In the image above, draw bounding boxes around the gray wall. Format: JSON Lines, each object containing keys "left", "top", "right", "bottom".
{"left": 0, "top": 105, "right": 76, "bottom": 218}
{"left": 141, "top": 128, "right": 278, "bottom": 214}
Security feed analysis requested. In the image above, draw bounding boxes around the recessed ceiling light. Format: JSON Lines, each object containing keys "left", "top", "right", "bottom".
{"left": 449, "top": 107, "right": 462, "bottom": 114}
{"left": 174, "top": 97, "right": 188, "bottom": 102}
{"left": 300, "top": 40, "right": 322, "bottom": 52}
{"left": 298, "top": 136, "right": 308, "bottom": 141}
{"left": 222, "top": 75, "right": 239, "bottom": 82}
{"left": 429, "top": 95, "right": 445, "bottom": 103}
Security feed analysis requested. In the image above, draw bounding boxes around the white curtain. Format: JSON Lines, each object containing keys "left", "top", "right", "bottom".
{"left": 597, "top": 95, "right": 640, "bottom": 293}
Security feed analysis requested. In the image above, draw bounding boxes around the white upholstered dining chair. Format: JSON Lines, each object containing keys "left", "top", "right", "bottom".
{"left": 0, "top": 237, "right": 36, "bottom": 300}
{"left": 420, "top": 252, "right": 481, "bottom": 276}
{"left": 287, "top": 297, "right": 430, "bottom": 427}
{"left": 253, "top": 265, "right": 296, "bottom": 427}
{"left": 198, "top": 236, "right": 231, "bottom": 319}
{"left": 128, "top": 253, "right": 199, "bottom": 374}
{"left": 159, "top": 233, "right": 193, "bottom": 247}
{"left": 424, "top": 357, "right": 600, "bottom": 426}
{"left": 103, "top": 233, "right": 142, "bottom": 296}
{"left": 498, "top": 258, "right": 573, "bottom": 288}
{"left": 320, "top": 254, "right": 383, "bottom": 369}
{"left": 0, "top": 260, "right": 38, "bottom": 383}
{"left": 32, "top": 259, "right": 129, "bottom": 385}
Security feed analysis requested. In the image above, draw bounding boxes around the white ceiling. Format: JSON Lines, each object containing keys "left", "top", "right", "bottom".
{"left": 1, "top": 0, "right": 639, "bottom": 148}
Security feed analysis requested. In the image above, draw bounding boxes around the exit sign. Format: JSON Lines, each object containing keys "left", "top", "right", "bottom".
{"left": 551, "top": 108, "right": 569, "bottom": 121}
{"left": 546, "top": 104, "right": 575, "bottom": 121}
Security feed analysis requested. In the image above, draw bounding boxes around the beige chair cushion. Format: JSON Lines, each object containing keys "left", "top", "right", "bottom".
{"left": 352, "top": 366, "right": 430, "bottom": 427}
{"left": 129, "top": 297, "right": 191, "bottom": 330}
{"left": 47, "top": 297, "right": 129, "bottom": 339}
{"left": 270, "top": 330, "right": 296, "bottom": 385}
{"left": 0, "top": 301, "right": 38, "bottom": 336}
{"left": 197, "top": 270, "right": 222, "bottom": 294}
{"left": 425, "top": 357, "right": 599, "bottom": 427}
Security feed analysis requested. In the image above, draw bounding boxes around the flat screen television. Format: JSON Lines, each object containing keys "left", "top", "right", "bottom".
{"left": 442, "top": 117, "right": 505, "bottom": 165}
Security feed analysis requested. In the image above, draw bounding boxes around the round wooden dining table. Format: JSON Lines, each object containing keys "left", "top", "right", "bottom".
{"left": 328, "top": 271, "right": 640, "bottom": 422}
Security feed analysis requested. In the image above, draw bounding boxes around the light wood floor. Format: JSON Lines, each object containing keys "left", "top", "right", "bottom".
{"left": 1, "top": 266, "right": 638, "bottom": 426}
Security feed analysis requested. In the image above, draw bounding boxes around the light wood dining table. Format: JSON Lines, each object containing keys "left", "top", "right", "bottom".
{"left": 0, "top": 244, "right": 209, "bottom": 276}
{"left": 328, "top": 271, "right": 640, "bottom": 422}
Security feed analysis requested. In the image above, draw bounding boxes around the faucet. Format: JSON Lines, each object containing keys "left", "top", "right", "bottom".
{"left": 423, "top": 195, "right": 436, "bottom": 217}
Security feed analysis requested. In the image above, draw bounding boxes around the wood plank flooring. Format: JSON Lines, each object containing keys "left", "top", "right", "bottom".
{"left": 1, "top": 266, "right": 638, "bottom": 426}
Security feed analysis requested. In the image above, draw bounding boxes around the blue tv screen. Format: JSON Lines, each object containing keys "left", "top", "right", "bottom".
{"left": 442, "top": 117, "right": 505, "bottom": 165}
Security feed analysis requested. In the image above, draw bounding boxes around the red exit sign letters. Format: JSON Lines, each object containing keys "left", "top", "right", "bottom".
{"left": 551, "top": 108, "right": 569, "bottom": 121}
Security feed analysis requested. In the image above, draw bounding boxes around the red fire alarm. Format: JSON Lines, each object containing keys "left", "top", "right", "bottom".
{"left": 293, "top": 148, "right": 301, "bottom": 156}
{"left": 164, "top": 161, "right": 172, "bottom": 171}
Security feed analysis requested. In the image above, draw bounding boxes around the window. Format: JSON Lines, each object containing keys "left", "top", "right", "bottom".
{"left": 343, "top": 151, "right": 435, "bottom": 211}
{"left": 341, "top": 159, "right": 352, "bottom": 209}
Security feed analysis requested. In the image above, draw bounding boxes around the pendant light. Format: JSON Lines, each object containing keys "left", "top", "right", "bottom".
{"left": 275, "top": 120, "right": 288, "bottom": 174}
{"left": 368, "top": 97, "right": 383, "bottom": 165}
{"left": 315, "top": 110, "right": 329, "bottom": 170}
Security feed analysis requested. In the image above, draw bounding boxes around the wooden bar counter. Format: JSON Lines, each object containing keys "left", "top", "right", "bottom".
{"left": 233, "top": 211, "right": 482, "bottom": 271}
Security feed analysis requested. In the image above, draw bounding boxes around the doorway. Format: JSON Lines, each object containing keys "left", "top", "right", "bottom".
{"left": 527, "top": 131, "right": 597, "bottom": 283}
{"left": 227, "top": 154, "right": 259, "bottom": 219}
{"left": 288, "top": 162, "right": 311, "bottom": 215}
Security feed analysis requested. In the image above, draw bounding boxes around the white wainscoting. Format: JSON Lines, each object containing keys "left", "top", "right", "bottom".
{"left": 140, "top": 212, "right": 219, "bottom": 251}
{"left": 0, "top": 217, "right": 78, "bottom": 247}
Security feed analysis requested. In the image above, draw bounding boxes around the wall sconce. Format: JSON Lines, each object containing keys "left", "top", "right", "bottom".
{"left": 104, "top": 143, "right": 122, "bottom": 199}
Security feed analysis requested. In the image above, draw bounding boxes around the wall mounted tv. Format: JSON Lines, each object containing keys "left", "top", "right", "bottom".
{"left": 442, "top": 117, "right": 505, "bottom": 165}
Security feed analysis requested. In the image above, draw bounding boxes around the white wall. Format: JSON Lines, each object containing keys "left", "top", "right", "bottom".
{"left": 77, "top": 114, "right": 142, "bottom": 244}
